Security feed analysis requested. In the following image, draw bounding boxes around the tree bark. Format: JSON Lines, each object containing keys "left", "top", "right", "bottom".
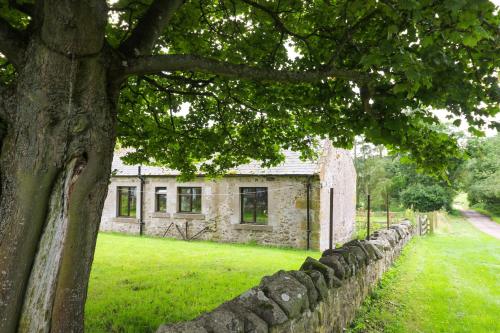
{"left": 0, "top": 1, "right": 117, "bottom": 332}
{"left": 122, "top": 54, "right": 370, "bottom": 83}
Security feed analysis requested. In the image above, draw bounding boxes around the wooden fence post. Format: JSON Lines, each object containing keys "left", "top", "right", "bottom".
{"left": 430, "top": 211, "right": 436, "bottom": 234}
{"left": 418, "top": 214, "right": 421, "bottom": 235}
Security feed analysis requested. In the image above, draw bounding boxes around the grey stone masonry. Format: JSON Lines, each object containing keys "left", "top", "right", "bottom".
{"left": 100, "top": 143, "right": 357, "bottom": 250}
{"left": 156, "top": 220, "right": 415, "bottom": 333}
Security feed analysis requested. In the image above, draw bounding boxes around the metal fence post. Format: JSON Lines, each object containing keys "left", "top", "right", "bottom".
{"left": 366, "top": 194, "right": 371, "bottom": 240}
{"left": 386, "top": 192, "right": 390, "bottom": 229}
{"left": 329, "top": 188, "right": 334, "bottom": 250}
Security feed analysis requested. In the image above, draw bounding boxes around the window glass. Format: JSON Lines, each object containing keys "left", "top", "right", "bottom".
{"left": 255, "top": 188, "right": 268, "bottom": 224}
{"left": 129, "top": 189, "right": 137, "bottom": 217}
{"left": 178, "top": 187, "right": 202, "bottom": 213}
{"left": 117, "top": 186, "right": 136, "bottom": 217}
{"left": 118, "top": 189, "right": 128, "bottom": 216}
{"left": 155, "top": 187, "right": 167, "bottom": 212}
{"left": 242, "top": 191, "right": 255, "bottom": 222}
{"left": 179, "top": 195, "right": 191, "bottom": 212}
{"left": 192, "top": 188, "right": 202, "bottom": 213}
{"left": 179, "top": 187, "right": 191, "bottom": 195}
{"left": 241, "top": 187, "right": 268, "bottom": 224}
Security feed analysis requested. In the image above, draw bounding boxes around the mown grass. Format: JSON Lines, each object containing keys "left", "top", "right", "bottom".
{"left": 85, "top": 233, "right": 319, "bottom": 333}
{"left": 348, "top": 215, "right": 500, "bottom": 333}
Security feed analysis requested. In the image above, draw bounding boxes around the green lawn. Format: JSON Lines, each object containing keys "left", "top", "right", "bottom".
{"left": 85, "top": 234, "right": 319, "bottom": 333}
{"left": 349, "top": 215, "right": 500, "bottom": 333}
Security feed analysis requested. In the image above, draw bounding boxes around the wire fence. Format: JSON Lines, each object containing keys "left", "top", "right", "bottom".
{"left": 355, "top": 209, "right": 408, "bottom": 240}
{"left": 355, "top": 207, "right": 445, "bottom": 240}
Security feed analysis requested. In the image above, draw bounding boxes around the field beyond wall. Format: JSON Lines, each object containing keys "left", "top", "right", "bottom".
{"left": 349, "top": 214, "right": 500, "bottom": 333}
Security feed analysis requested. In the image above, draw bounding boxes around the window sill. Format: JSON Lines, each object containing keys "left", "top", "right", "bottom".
{"left": 113, "top": 217, "right": 138, "bottom": 223}
{"left": 173, "top": 213, "right": 205, "bottom": 220}
{"left": 232, "top": 224, "right": 273, "bottom": 232}
{"left": 152, "top": 212, "right": 170, "bottom": 218}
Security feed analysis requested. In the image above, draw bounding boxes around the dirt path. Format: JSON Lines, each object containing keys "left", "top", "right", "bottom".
{"left": 461, "top": 210, "right": 500, "bottom": 240}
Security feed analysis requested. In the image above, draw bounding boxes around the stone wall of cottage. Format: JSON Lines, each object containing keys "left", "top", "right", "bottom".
{"left": 156, "top": 221, "right": 414, "bottom": 333}
{"left": 100, "top": 176, "right": 142, "bottom": 234}
{"left": 99, "top": 146, "right": 357, "bottom": 250}
{"left": 100, "top": 175, "right": 324, "bottom": 249}
{"left": 318, "top": 146, "right": 357, "bottom": 250}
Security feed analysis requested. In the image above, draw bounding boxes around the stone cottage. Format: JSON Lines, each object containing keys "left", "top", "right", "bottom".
{"left": 100, "top": 142, "right": 356, "bottom": 250}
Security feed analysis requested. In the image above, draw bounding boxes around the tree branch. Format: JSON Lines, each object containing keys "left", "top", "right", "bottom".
{"left": 360, "top": 84, "right": 373, "bottom": 115}
{"left": 240, "top": 0, "right": 318, "bottom": 61}
{"left": 240, "top": 0, "right": 309, "bottom": 41}
{"left": 0, "top": 17, "right": 27, "bottom": 68}
{"left": 122, "top": 54, "right": 371, "bottom": 83}
{"left": 118, "top": 0, "right": 184, "bottom": 56}
{"left": 142, "top": 75, "right": 214, "bottom": 97}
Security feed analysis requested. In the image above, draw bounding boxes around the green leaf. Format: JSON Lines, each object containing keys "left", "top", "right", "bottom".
{"left": 462, "top": 34, "right": 479, "bottom": 47}
{"left": 387, "top": 25, "right": 399, "bottom": 39}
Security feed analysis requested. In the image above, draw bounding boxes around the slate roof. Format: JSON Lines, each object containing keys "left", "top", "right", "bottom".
{"left": 111, "top": 149, "right": 320, "bottom": 176}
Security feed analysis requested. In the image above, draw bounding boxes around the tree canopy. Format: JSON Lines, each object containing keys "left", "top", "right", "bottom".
{"left": 462, "top": 134, "right": 500, "bottom": 214}
{"left": 1, "top": 0, "right": 499, "bottom": 178}
{"left": 354, "top": 140, "right": 462, "bottom": 212}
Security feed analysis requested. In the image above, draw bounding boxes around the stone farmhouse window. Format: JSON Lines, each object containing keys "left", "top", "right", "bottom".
{"left": 240, "top": 187, "right": 268, "bottom": 224}
{"left": 117, "top": 186, "right": 137, "bottom": 217}
{"left": 178, "top": 187, "right": 202, "bottom": 213}
{"left": 155, "top": 187, "right": 167, "bottom": 212}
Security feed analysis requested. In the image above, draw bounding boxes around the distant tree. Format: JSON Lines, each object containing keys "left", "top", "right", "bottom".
{"left": 354, "top": 127, "right": 464, "bottom": 212}
{"left": 0, "top": 1, "right": 498, "bottom": 331}
{"left": 400, "top": 183, "right": 452, "bottom": 212}
{"left": 354, "top": 155, "right": 458, "bottom": 212}
{"left": 462, "top": 135, "right": 500, "bottom": 214}
{"left": 354, "top": 145, "right": 392, "bottom": 210}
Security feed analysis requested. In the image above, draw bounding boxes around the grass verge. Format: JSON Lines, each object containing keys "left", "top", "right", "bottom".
{"left": 348, "top": 215, "right": 500, "bottom": 333}
{"left": 85, "top": 233, "right": 319, "bottom": 333}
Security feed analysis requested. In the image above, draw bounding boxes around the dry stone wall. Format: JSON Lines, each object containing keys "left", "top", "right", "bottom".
{"left": 157, "top": 220, "right": 414, "bottom": 333}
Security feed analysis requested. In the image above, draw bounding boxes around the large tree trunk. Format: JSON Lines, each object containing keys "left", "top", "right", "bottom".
{"left": 0, "top": 2, "right": 116, "bottom": 332}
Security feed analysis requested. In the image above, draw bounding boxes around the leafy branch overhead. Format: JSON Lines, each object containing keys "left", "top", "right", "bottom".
{"left": 1, "top": 0, "right": 499, "bottom": 177}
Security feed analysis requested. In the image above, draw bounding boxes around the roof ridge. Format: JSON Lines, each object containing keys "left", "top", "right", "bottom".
{"left": 112, "top": 149, "right": 320, "bottom": 176}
